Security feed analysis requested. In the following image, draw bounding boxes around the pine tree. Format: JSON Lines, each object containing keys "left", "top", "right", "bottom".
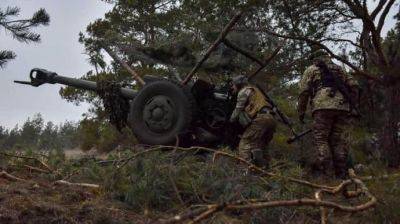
{"left": 0, "top": 6, "right": 50, "bottom": 68}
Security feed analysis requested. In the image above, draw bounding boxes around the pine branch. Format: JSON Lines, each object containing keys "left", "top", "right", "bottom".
{"left": 30, "top": 8, "right": 50, "bottom": 26}
{"left": 0, "top": 6, "right": 20, "bottom": 19}
{"left": 10, "top": 29, "right": 41, "bottom": 43}
{"left": 0, "top": 7, "right": 50, "bottom": 43}
{"left": 0, "top": 50, "right": 16, "bottom": 68}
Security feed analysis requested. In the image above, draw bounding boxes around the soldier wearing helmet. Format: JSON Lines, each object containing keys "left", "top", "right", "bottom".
{"left": 298, "top": 49, "right": 359, "bottom": 179}
{"left": 230, "top": 75, "right": 277, "bottom": 168}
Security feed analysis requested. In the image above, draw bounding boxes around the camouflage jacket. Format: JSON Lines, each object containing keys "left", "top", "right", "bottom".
{"left": 298, "top": 59, "right": 358, "bottom": 115}
{"left": 230, "top": 85, "right": 270, "bottom": 126}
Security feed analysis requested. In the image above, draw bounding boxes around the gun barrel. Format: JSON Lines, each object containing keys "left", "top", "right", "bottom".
{"left": 52, "top": 75, "right": 137, "bottom": 99}
{"left": 16, "top": 68, "right": 137, "bottom": 99}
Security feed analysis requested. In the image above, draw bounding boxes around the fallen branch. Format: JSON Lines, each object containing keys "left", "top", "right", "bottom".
{"left": 0, "top": 152, "right": 54, "bottom": 173}
{"left": 160, "top": 177, "right": 376, "bottom": 223}
{"left": 315, "top": 190, "right": 328, "bottom": 224}
{"left": 188, "top": 204, "right": 223, "bottom": 224}
{"left": 187, "top": 146, "right": 336, "bottom": 190}
{"left": 32, "top": 152, "right": 50, "bottom": 159}
{"left": 53, "top": 180, "right": 100, "bottom": 189}
{"left": 119, "top": 145, "right": 376, "bottom": 224}
{"left": 62, "top": 169, "right": 81, "bottom": 181}
{"left": 122, "top": 145, "right": 339, "bottom": 191}
{"left": 24, "top": 165, "right": 49, "bottom": 174}
{"left": 0, "top": 171, "right": 28, "bottom": 182}
{"left": 117, "top": 146, "right": 171, "bottom": 169}
{"left": 168, "top": 137, "right": 185, "bottom": 206}
{"left": 361, "top": 172, "right": 400, "bottom": 181}
{"left": 97, "top": 159, "right": 128, "bottom": 166}
{"left": 226, "top": 194, "right": 375, "bottom": 212}
{"left": 167, "top": 170, "right": 185, "bottom": 206}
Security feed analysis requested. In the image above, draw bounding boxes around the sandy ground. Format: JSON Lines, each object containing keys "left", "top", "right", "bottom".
{"left": 64, "top": 148, "right": 108, "bottom": 160}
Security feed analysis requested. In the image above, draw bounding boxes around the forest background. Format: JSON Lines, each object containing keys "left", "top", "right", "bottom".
{"left": 1, "top": 0, "right": 399, "bottom": 166}
{"left": 0, "top": 1, "right": 399, "bottom": 223}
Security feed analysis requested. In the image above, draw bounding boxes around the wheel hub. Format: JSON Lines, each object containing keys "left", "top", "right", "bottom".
{"left": 143, "top": 95, "right": 176, "bottom": 133}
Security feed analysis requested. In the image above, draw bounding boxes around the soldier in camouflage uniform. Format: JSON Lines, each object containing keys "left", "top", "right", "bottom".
{"left": 298, "top": 49, "right": 359, "bottom": 179}
{"left": 230, "top": 75, "right": 277, "bottom": 168}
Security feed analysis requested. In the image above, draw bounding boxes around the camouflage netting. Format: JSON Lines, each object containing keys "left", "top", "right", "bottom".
{"left": 97, "top": 80, "right": 130, "bottom": 131}
{"left": 116, "top": 31, "right": 261, "bottom": 74}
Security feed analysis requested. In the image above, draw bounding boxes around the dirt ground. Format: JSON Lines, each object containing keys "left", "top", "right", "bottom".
{"left": 64, "top": 148, "right": 108, "bottom": 160}
{"left": 0, "top": 171, "right": 146, "bottom": 224}
{"left": 1, "top": 149, "right": 399, "bottom": 223}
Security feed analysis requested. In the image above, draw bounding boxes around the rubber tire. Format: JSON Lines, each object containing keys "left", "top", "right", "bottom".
{"left": 129, "top": 80, "right": 193, "bottom": 145}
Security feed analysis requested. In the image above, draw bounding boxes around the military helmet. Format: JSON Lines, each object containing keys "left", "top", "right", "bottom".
{"left": 231, "top": 75, "right": 248, "bottom": 86}
{"left": 309, "top": 49, "right": 330, "bottom": 61}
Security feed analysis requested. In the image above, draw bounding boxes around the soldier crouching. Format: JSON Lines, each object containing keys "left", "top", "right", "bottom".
{"left": 298, "top": 49, "right": 359, "bottom": 179}
{"left": 229, "top": 75, "right": 277, "bottom": 169}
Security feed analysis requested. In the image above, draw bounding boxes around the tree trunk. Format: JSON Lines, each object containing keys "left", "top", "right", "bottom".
{"left": 380, "top": 81, "right": 400, "bottom": 167}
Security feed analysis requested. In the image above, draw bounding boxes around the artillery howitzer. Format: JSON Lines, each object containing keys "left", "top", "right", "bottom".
{"left": 15, "top": 11, "right": 305, "bottom": 147}
{"left": 15, "top": 68, "right": 243, "bottom": 147}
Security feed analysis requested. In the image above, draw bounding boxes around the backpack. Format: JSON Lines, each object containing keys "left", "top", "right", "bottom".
{"left": 314, "top": 61, "right": 360, "bottom": 116}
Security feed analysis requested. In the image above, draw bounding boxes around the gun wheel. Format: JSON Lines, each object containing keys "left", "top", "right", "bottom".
{"left": 129, "top": 80, "right": 194, "bottom": 145}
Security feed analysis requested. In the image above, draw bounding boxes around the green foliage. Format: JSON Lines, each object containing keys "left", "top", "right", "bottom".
{"left": 97, "top": 123, "right": 120, "bottom": 152}
{"left": 47, "top": 148, "right": 66, "bottom": 168}
{"left": 0, "top": 6, "right": 50, "bottom": 67}
{"left": 69, "top": 149, "right": 311, "bottom": 221}
{"left": 0, "top": 114, "right": 79, "bottom": 151}
{"left": 58, "top": 0, "right": 399, "bottom": 162}
{"left": 19, "top": 114, "right": 44, "bottom": 147}
{"left": 57, "top": 0, "right": 333, "bottom": 155}
{"left": 0, "top": 7, "right": 49, "bottom": 42}
{"left": 66, "top": 0, "right": 299, "bottom": 110}
{"left": 77, "top": 118, "right": 100, "bottom": 151}
{"left": 77, "top": 118, "right": 137, "bottom": 152}
{"left": 2, "top": 1, "right": 400, "bottom": 221}
{"left": 0, "top": 50, "right": 15, "bottom": 68}
{"left": 0, "top": 113, "right": 136, "bottom": 153}
{"left": 1, "top": 146, "right": 400, "bottom": 223}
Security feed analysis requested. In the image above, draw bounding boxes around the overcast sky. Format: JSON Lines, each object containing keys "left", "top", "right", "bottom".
{"left": 0, "top": 1, "right": 398, "bottom": 129}
{"left": 0, "top": 0, "right": 112, "bottom": 128}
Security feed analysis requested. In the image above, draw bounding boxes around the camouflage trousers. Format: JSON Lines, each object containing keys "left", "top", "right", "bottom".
{"left": 312, "top": 109, "right": 351, "bottom": 178}
{"left": 238, "top": 113, "right": 277, "bottom": 166}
